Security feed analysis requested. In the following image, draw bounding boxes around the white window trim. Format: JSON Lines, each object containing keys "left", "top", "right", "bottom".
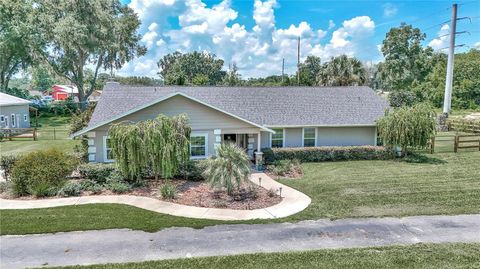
{"left": 270, "top": 128, "right": 285, "bottom": 148}
{"left": 302, "top": 127, "right": 317, "bottom": 147}
{"left": 10, "top": 114, "right": 15, "bottom": 127}
{"left": 103, "top": 136, "right": 114, "bottom": 163}
{"left": 23, "top": 114, "right": 28, "bottom": 122}
{"left": 190, "top": 132, "right": 209, "bottom": 159}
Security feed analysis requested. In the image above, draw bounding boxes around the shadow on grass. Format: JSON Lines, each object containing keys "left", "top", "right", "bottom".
{"left": 402, "top": 153, "right": 447, "bottom": 165}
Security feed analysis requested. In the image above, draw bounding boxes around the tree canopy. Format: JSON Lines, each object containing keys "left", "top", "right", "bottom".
{"left": 377, "top": 23, "right": 434, "bottom": 92}
{"left": 318, "top": 55, "right": 367, "bottom": 86}
{"left": 158, "top": 51, "right": 226, "bottom": 86}
{"left": 377, "top": 103, "right": 436, "bottom": 155}
{"left": 109, "top": 114, "right": 191, "bottom": 180}
{"left": 0, "top": 0, "right": 34, "bottom": 91}
{"left": 30, "top": 0, "right": 146, "bottom": 109}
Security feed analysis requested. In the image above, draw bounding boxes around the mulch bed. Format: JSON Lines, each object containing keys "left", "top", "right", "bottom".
{"left": 127, "top": 179, "right": 282, "bottom": 210}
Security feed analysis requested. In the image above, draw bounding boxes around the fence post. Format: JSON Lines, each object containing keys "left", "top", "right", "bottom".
{"left": 454, "top": 135, "right": 458, "bottom": 153}
{"left": 53, "top": 128, "right": 56, "bottom": 140}
{"left": 430, "top": 137, "right": 435, "bottom": 154}
{"left": 33, "top": 128, "right": 37, "bottom": 141}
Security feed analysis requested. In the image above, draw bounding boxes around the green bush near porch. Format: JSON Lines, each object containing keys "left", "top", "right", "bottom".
{"left": 262, "top": 146, "right": 394, "bottom": 164}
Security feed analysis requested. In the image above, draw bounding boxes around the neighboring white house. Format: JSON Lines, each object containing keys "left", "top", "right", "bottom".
{"left": 73, "top": 82, "right": 389, "bottom": 163}
{"left": 0, "top": 92, "right": 31, "bottom": 129}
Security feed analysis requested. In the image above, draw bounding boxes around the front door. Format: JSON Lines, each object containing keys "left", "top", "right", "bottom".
{"left": 223, "top": 134, "right": 236, "bottom": 144}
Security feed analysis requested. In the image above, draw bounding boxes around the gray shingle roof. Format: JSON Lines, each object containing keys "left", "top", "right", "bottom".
{"left": 87, "top": 83, "right": 388, "bottom": 130}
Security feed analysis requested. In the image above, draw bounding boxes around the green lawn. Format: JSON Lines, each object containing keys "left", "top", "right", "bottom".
{"left": 48, "top": 243, "right": 480, "bottom": 269}
{"left": 0, "top": 115, "right": 80, "bottom": 156}
{"left": 2, "top": 150, "right": 479, "bottom": 235}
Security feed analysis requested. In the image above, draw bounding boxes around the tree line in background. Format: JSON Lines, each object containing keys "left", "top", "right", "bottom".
{"left": 1, "top": 1, "right": 479, "bottom": 111}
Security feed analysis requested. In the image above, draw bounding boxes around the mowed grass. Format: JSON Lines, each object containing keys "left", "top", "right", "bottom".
{"left": 49, "top": 243, "right": 480, "bottom": 269}
{"left": 0, "top": 115, "right": 80, "bottom": 156}
{"left": 0, "top": 204, "right": 231, "bottom": 235}
{"left": 2, "top": 150, "right": 479, "bottom": 235}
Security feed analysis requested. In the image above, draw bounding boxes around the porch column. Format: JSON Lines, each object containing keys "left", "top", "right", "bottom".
{"left": 255, "top": 132, "right": 263, "bottom": 167}
{"left": 214, "top": 129, "right": 222, "bottom": 154}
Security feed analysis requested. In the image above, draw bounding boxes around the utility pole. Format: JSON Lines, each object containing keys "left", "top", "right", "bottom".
{"left": 297, "top": 37, "right": 300, "bottom": 85}
{"left": 443, "top": 3, "right": 457, "bottom": 116}
{"left": 281, "top": 58, "right": 285, "bottom": 83}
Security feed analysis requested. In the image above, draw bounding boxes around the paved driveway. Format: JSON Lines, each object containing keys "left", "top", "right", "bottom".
{"left": 2, "top": 214, "right": 480, "bottom": 268}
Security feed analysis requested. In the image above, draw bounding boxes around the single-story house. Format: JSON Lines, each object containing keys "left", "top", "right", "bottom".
{"left": 0, "top": 92, "right": 31, "bottom": 129}
{"left": 50, "top": 85, "right": 79, "bottom": 101}
{"left": 73, "top": 82, "right": 388, "bottom": 163}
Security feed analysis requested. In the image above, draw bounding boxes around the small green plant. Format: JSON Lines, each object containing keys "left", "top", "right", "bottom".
{"left": 267, "top": 188, "right": 277, "bottom": 197}
{"left": 159, "top": 183, "right": 177, "bottom": 199}
{"left": 30, "top": 182, "right": 58, "bottom": 198}
{"left": 177, "top": 160, "right": 205, "bottom": 181}
{"left": 88, "top": 184, "right": 104, "bottom": 194}
{"left": 58, "top": 182, "right": 82, "bottom": 197}
{"left": 107, "top": 181, "right": 131, "bottom": 194}
{"left": 248, "top": 184, "right": 258, "bottom": 199}
{"left": 268, "top": 159, "right": 303, "bottom": 177}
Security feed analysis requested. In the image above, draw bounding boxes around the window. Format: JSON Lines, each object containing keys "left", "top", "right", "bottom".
{"left": 23, "top": 114, "right": 28, "bottom": 122}
{"left": 103, "top": 136, "right": 114, "bottom": 162}
{"left": 190, "top": 133, "right": 208, "bottom": 158}
{"left": 11, "top": 114, "right": 15, "bottom": 127}
{"left": 271, "top": 128, "right": 284, "bottom": 148}
{"left": 303, "top": 127, "right": 316, "bottom": 147}
{"left": 0, "top": 115, "right": 4, "bottom": 122}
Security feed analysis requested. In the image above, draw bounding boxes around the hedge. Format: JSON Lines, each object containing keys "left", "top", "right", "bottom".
{"left": 262, "top": 146, "right": 395, "bottom": 164}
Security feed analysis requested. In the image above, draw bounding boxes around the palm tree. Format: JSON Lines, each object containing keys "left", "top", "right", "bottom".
{"left": 318, "top": 55, "right": 367, "bottom": 86}
{"left": 202, "top": 143, "right": 251, "bottom": 196}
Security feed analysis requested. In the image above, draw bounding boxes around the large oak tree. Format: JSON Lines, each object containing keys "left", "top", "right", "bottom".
{"left": 31, "top": 0, "right": 146, "bottom": 109}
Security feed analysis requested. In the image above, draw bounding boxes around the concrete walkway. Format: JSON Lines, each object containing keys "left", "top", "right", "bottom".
{"left": 0, "top": 173, "right": 311, "bottom": 221}
{"left": 2, "top": 214, "right": 479, "bottom": 269}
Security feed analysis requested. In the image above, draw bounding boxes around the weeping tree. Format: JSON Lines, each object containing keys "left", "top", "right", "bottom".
{"left": 377, "top": 103, "right": 436, "bottom": 156}
{"left": 109, "top": 114, "right": 191, "bottom": 180}
{"left": 202, "top": 143, "right": 251, "bottom": 196}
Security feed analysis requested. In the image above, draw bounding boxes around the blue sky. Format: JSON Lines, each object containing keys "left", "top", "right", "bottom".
{"left": 118, "top": 0, "right": 480, "bottom": 78}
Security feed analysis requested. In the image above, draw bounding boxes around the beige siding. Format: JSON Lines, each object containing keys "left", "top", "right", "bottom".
{"left": 285, "top": 128, "right": 303, "bottom": 147}
{"left": 90, "top": 95, "right": 260, "bottom": 162}
{"left": 316, "top": 127, "right": 376, "bottom": 146}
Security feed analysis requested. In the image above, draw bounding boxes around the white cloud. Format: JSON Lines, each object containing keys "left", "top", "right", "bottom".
{"left": 118, "top": 0, "right": 380, "bottom": 78}
{"left": 475, "top": 42, "right": 480, "bottom": 49}
{"left": 328, "top": 19, "right": 335, "bottom": 29}
{"left": 428, "top": 24, "right": 449, "bottom": 51}
{"left": 383, "top": 3, "right": 398, "bottom": 17}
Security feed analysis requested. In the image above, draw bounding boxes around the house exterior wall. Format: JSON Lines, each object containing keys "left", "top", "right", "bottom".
{"left": 0, "top": 104, "right": 30, "bottom": 128}
{"left": 259, "top": 126, "right": 376, "bottom": 149}
{"left": 89, "top": 95, "right": 262, "bottom": 163}
{"left": 316, "top": 127, "right": 376, "bottom": 146}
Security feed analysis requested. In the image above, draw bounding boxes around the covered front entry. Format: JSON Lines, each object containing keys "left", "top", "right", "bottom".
{"left": 223, "top": 133, "right": 251, "bottom": 158}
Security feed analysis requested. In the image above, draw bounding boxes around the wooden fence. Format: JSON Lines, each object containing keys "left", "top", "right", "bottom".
{"left": 0, "top": 128, "right": 37, "bottom": 141}
{"left": 448, "top": 119, "right": 480, "bottom": 133}
{"left": 454, "top": 134, "right": 480, "bottom": 153}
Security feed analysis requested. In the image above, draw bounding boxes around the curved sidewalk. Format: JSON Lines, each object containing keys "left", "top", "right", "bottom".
{"left": 0, "top": 173, "right": 311, "bottom": 221}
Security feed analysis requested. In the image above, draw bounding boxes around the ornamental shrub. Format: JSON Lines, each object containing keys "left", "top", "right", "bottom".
{"left": 262, "top": 146, "right": 394, "bottom": 164}
{"left": 58, "top": 182, "right": 82, "bottom": 197}
{"left": 78, "top": 163, "right": 117, "bottom": 184}
{"left": 202, "top": 143, "right": 251, "bottom": 196}
{"left": 176, "top": 160, "right": 205, "bottom": 181}
{"left": 0, "top": 155, "right": 20, "bottom": 180}
{"left": 11, "top": 149, "right": 76, "bottom": 196}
